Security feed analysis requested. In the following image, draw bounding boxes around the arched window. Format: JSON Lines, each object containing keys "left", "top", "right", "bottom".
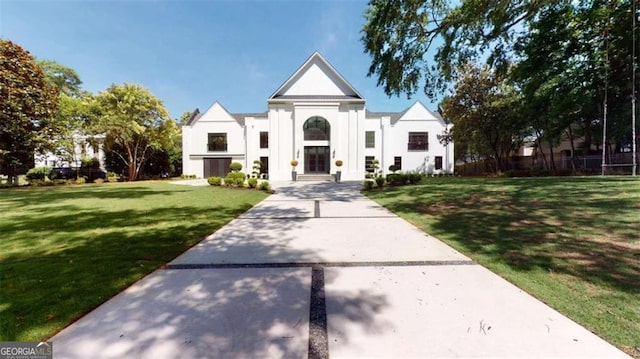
{"left": 303, "top": 116, "right": 330, "bottom": 141}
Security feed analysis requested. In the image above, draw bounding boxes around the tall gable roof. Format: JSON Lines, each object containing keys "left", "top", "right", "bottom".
{"left": 269, "top": 52, "right": 364, "bottom": 101}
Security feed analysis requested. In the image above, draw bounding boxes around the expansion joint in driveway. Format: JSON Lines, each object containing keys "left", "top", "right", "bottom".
{"left": 308, "top": 266, "right": 328, "bottom": 359}
{"left": 164, "top": 260, "right": 476, "bottom": 270}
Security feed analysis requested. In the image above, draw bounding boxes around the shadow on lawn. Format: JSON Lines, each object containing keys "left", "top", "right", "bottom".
{"left": 1, "top": 184, "right": 390, "bottom": 357}
{"left": 371, "top": 177, "right": 640, "bottom": 294}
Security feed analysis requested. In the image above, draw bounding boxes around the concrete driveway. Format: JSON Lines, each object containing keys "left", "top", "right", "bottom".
{"left": 51, "top": 181, "right": 630, "bottom": 358}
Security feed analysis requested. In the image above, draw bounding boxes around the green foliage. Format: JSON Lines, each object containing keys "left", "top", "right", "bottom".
{"left": 36, "top": 59, "right": 82, "bottom": 97}
{"left": 363, "top": 180, "right": 375, "bottom": 191}
{"left": 0, "top": 40, "right": 59, "bottom": 180}
{"left": 374, "top": 176, "right": 385, "bottom": 188}
{"left": 257, "top": 180, "right": 271, "bottom": 192}
{"left": 247, "top": 177, "right": 258, "bottom": 188}
{"left": 388, "top": 165, "right": 400, "bottom": 173}
{"left": 25, "top": 166, "right": 51, "bottom": 181}
{"left": 75, "top": 177, "right": 86, "bottom": 184}
{"left": 81, "top": 157, "right": 100, "bottom": 169}
{"left": 229, "top": 162, "right": 243, "bottom": 172}
{"left": 224, "top": 172, "right": 245, "bottom": 187}
{"left": 408, "top": 172, "right": 423, "bottom": 184}
{"left": 252, "top": 160, "right": 262, "bottom": 178}
{"left": 107, "top": 172, "right": 118, "bottom": 183}
{"left": 93, "top": 83, "right": 172, "bottom": 181}
{"left": 207, "top": 176, "right": 222, "bottom": 186}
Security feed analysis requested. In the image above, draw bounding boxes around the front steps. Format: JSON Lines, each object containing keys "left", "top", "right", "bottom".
{"left": 297, "top": 174, "right": 334, "bottom": 181}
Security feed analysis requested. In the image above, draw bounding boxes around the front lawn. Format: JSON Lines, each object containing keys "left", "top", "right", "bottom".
{"left": 0, "top": 182, "right": 268, "bottom": 341}
{"left": 365, "top": 176, "right": 639, "bottom": 357}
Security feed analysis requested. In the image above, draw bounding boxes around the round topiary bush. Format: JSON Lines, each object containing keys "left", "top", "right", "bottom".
{"left": 229, "top": 162, "right": 243, "bottom": 172}
{"left": 290, "top": 159, "right": 298, "bottom": 167}
{"left": 207, "top": 176, "right": 222, "bottom": 186}
{"left": 247, "top": 177, "right": 258, "bottom": 188}
{"left": 335, "top": 159, "right": 343, "bottom": 167}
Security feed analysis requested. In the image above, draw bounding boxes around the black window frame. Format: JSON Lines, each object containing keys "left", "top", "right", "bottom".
{"left": 394, "top": 156, "right": 402, "bottom": 170}
{"left": 365, "top": 156, "right": 375, "bottom": 173}
{"left": 207, "top": 133, "right": 227, "bottom": 152}
{"left": 365, "top": 131, "right": 375, "bottom": 148}
{"left": 435, "top": 156, "right": 443, "bottom": 170}
{"left": 408, "top": 132, "right": 429, "bottom": 151}
{"left": 260, "top": 156, "right": 269, "bottom": 175}
{"left": 259, "top": 132, "right": 269, "bottom": 149}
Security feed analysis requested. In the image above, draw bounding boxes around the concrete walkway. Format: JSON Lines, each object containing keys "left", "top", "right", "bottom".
{"left": 51, "top": 181, "right": 630, "bottom": 358}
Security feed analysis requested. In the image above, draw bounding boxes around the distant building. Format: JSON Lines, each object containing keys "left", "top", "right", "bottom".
{"left": 34, "top": 132, "right": 106, "bottom": 168}
{"left": 182, "top": 52, "right": 454, "bottom": 181}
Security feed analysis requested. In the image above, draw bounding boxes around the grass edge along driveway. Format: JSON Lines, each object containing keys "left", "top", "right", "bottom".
{"left": 0, "top": 182, "right": 268, "bottom": 342}
{"left": 365, "top": 176, "right": 639, "bottom": 358}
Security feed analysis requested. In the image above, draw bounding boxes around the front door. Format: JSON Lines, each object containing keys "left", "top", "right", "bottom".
{"left": 304, "top": 146, "right": 330, "bottom": 173}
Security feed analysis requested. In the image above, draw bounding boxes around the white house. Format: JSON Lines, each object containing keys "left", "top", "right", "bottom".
{"left": 34, "top": 132, "right": 106, "bottom": 169}
{"left": 182, "top": 52, "right": 453, "bottom": 181}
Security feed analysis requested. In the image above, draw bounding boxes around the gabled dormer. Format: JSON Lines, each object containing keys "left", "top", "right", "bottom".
{"left": 269, "top": 52, "right": 365, "bottom": 103}
{"left": 185, "top": 101, "right": 244, "bottom": 127}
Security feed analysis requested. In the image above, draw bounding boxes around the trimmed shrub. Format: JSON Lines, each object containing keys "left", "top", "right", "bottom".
{"left": 107, "top": 172, "right": 118, "bottom": 183}
{"left": 363, "top": 180, "right": 374, "bottom": 191}
{"left": 375, "top": 176, "right": 385, "bottom": 188}
{"left": 257, "top": 180, "right": 271, "bottom": 192}
{"left": 75, "top": 177, "right": 87, "bottom": 184}
{"left": 388, "top": 165, "right": 400, "bottom": 173}
{"left": 224, "top": 172, "right": 245, "bottom": 187}
{"left": 229, "top": 162, "right": 243, "bottom": 172}
{"left": 408, "top": 172, "right": 423, "bottom": 184}
{"left": 335, "top": 159, "right": 343, "bottom": 167}
{"left": 207, "top": 176, "right": 222, "bottom": 186}
{"left": 247, "top": 177, "right": 258, "bottom": 188}
{"left": 26, "top": 166, "right": 51, "bottom": 181}
{"left": 94, "top": 178, "right": 104, "bottom": 184}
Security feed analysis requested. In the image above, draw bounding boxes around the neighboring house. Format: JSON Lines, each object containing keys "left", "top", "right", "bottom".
{"left": 182, "top": 52, "right": 454, "bottom": 181}
{"left": 34, "top": 132, "right": 106, "bottom": 169}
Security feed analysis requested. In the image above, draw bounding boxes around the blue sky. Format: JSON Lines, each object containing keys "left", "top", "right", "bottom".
{"left": 1, "top": 0, "right": 439, "bottom": 119}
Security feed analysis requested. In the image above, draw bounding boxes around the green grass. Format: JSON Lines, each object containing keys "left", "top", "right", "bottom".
{"left": 0, "top": 182, "right": 268, "bottom": 341}
{"left": 365, "top": 176, "right": 640, "bottom": 357}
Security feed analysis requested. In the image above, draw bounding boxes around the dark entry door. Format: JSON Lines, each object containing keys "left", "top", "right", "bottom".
{"left": 304, "top": 146, "right": 330, "bottom": 173}
{"left": 203, "top": 158, "right": 231, "bottom": 177}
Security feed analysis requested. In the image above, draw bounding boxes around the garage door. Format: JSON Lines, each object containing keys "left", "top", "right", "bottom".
{"left": 203, "top": 158, "right": 232, "bottom": 178}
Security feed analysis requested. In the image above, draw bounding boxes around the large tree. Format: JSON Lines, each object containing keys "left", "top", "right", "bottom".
{"left": 0, "top": 39, "right": 59, "bottom": 183}
{"left": 441, "top": 64, "right": 528, "bottom": 172}
{"left": 362, "top": 0, "right": 639, "bottom": 170}
{"left": 93, "top": 83, "right": 172, "bottom": 181}
{"left": 36, "top": 59, "right": 82, "bottom": 97}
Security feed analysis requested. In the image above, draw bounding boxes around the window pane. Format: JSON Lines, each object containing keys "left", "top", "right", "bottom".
{"left": 365, "top": 131, "right": 375, "bottom": 148}
{"left": 435, "top": 156, "right": 443, "bottom": 170}
{"left": 304, "top": 116, "right": 330, "bottom": 141}
{"left": 260, "top": 132, "right": 268, "bottom": 149}
{"left": 208, "top": 133, "right": 227, "bottom": 151}
{"left": 394, "top": 156, "right": 402, "bottom": 170}
{"left": 408, "top": 132, "right": 428, "bottom": 151}
{"left": 365, "top": 156, "right": 375, "bottom": 173}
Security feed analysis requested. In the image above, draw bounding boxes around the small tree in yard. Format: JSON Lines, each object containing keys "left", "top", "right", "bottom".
{"left": 93, "top": 83, "right": 173, "bottom": 181}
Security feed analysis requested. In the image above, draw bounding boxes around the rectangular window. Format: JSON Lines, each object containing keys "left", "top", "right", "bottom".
{"left": 260, "top": 132, "right": 268, "bottom": 149}
{"left": 208, "top": 133, "right": 227, "bottom": 152}
{"left": 435, "top": 156, "right": 443, "bottom": 170}
{"left": 260, "top": 156, "right": 269, "bottom": 175}
{"left": 394, "top": 156, "right": 402, "bottom": 170}
{"left": 365, "top": 131, "right": 375, "bottom": 148}
{"left": 408, "top": 132, "right": 428, "bottom": 151}
{"left": 365, "top": 156, "right": 375, "bottom": 173}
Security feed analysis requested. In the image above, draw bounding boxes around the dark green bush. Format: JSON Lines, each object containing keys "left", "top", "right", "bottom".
{"left": 375, "top": 176, "right": 385, "bottom": 188}
{"left": 408, "top": 172, "right": 423, "bottom": 184}
{"left": 26, "top": 166, "right": 51, "bottom": 181}
{"left": 363, "top": 180, "right": 374, "bottom": 191}
{"left": 229, "top": 162, "right": 243, "bottom": 172}
{"left": 247, "top": 177, "right": 258, "bottom": 188}
{"left": 207, "top": 176, "right": 222, "bottom": 186}
{"left": 224, "top": 172, "right": 245, "bottom": 187}
{"left": 388, "top": 165, "right": 400, "bottom": 173}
